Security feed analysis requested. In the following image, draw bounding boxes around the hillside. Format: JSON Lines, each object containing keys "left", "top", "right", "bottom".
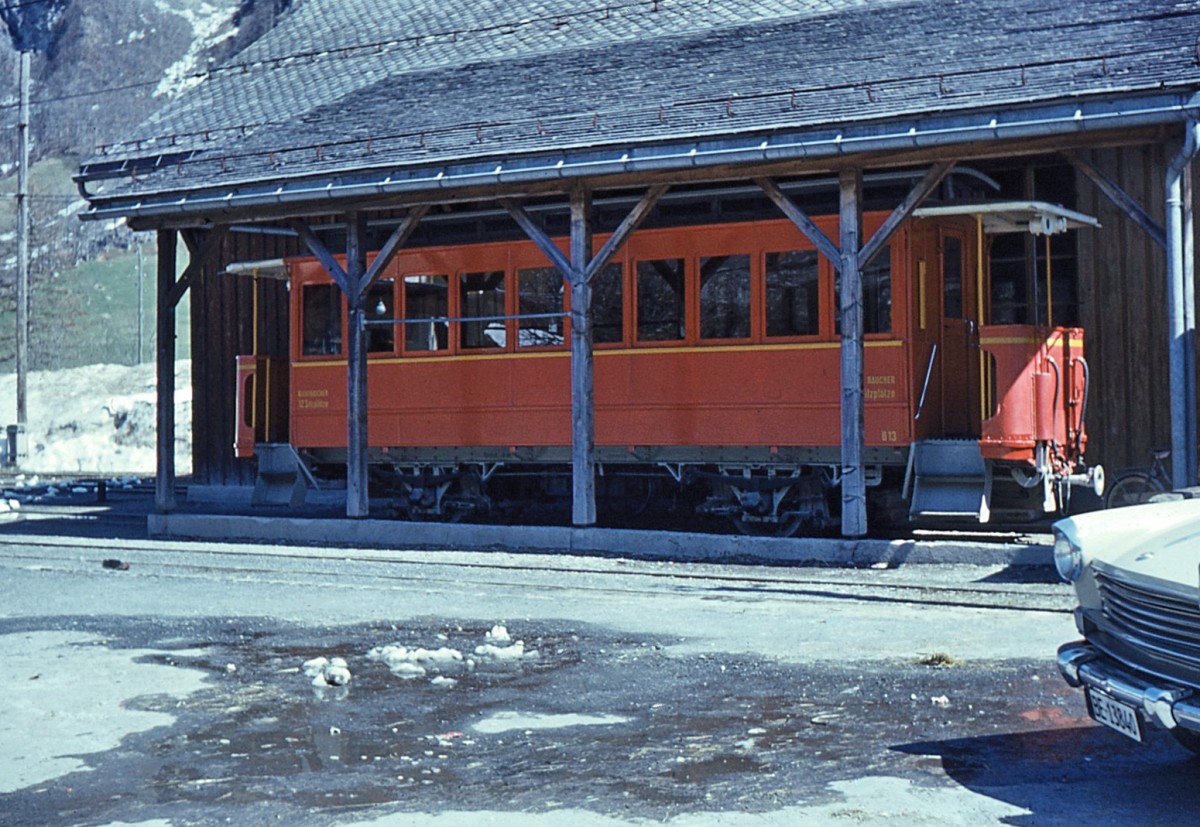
{"left": 0, "top": 0, "right": 291, "bottom": 371}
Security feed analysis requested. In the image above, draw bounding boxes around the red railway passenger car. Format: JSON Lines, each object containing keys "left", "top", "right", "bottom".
{"left": 236, "top": 203, "right": 1101, "bottom": 533}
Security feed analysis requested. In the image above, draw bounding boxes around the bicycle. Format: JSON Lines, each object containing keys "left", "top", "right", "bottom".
{"left": 1104, "top": 447, "right": 1172, "bottom": 508}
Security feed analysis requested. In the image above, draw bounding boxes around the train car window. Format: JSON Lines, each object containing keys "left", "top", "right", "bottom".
{"left": 863, "top": 248, "right": 892, "bottom": 333}
{"left": 636, "top": 258, "right": 685, "bottom": 342}
{"left": 460, "top": 270, "right": 507, "bottom": 349}
{"left": 517, "top": 267, "right": 565, "bottom": 347}
{"left": 403, "top": 274, "right": 449, "bottom": 353}
{"left": 765, "top": 250, "right": 819, "bottom": 337}
{"left": 834, "top": 246, "right": 892, "bottom": 335}
{"left": 366, "top": 278, "right": 395, "bottom": 353}
{"left": 593, "top": 263, "right": 624, "bottom": 344}
{"left": 301, "top": 283, "right": 342, "bottom": 356}
{"left": 700, "top": 254, "right": 751, "bottom": 340}
{"left": 943, "top": 236, "right": 964, "bottom": 318}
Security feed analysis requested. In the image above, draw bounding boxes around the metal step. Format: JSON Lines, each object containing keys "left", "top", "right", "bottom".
{"left": 907, "top": 439, "right": 991, "bottom": 522}
{"left": 251, "top": 443, "right": 313, "bottom": 508}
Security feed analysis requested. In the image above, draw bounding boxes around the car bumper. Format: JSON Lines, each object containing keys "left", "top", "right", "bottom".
{"left": 1057, "top": 640, "right": 1200, "bottom": 733}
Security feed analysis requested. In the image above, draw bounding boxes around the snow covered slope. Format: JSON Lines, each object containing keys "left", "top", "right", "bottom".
{"left": 0, "top": 361, "right": 191, "bottom": 474}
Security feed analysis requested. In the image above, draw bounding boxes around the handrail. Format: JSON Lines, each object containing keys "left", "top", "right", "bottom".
{"left": 362, "top": 311, "right": 567, "bottom": 328}
{"left": 914, "top": 342, "right": 938, "bottom": 421}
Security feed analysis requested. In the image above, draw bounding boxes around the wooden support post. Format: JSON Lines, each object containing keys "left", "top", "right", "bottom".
{"left": 156, "top": 229, "right": 179, "bottom": 512}
{"left": 345, "top": 212, "right": 370, "bottom": 518}
{"left": 839, "top": 168, "right": 868, "bottom": 537}
{"left": 570, "top": 186, "right": 597, "bottom": 526}
{"left": 504, "top": 185, "right": 667, "bottom": 528}
{"left": 294, "top": 209, "right": 426, "bottom": 518}
{"left": 152, "top": 226, "right": 227, "bottom": 512}
{"left": 761, "top": 167, "right": 954, "bottom": 536}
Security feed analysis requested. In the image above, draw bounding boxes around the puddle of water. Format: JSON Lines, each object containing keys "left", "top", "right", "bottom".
{"left": 666, "top": 753, "right": 766, "bottom": 783}
{"left": 472, "top": 711, "right": 632, "bottom": 734}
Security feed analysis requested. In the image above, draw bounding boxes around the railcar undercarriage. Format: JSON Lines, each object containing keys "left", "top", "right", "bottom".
{"left": 300, "top": 446, "right": 903, "bottom": 536}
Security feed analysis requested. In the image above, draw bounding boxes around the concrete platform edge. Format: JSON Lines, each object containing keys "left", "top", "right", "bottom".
{"left": 148, "top": 513, "right": 1051, "bottom": 567}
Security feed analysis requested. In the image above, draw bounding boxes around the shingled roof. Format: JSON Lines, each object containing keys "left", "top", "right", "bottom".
{"left": 78, "top": 0, "right": 1200, "bottom": 223}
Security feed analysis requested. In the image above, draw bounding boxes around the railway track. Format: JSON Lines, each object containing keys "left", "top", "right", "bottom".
{"left": 0, "top": 531, "right": 1072, "bottom": 615}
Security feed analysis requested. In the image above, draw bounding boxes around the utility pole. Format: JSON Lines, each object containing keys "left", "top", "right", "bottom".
{"left": 136, "top": 238, "right": 144, "bottom": 365}
{"left": 16, "top": 49, "right": 30, "bottom": 429}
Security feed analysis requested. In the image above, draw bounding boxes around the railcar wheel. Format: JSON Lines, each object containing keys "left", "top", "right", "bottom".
{"left": 1172, "top": 727, "right": 1200, "bottom": 756}
{"left": 731, "top": 515, "right": 803, "bottom": 538}
{"left": 1103, "top": 472, "right": 1163, "bottom": 509}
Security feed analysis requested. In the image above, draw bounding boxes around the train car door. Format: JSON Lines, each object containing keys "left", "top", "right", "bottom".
{"left": 937, "top": 228, "right": 980, "bottom": 437}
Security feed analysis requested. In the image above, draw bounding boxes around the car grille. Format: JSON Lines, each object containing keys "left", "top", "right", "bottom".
{"left": 1096, "top": 569, "right": 1200, "bottom": 669}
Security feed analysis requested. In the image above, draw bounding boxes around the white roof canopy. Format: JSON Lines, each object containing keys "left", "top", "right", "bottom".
{"left": 912, "top": 200, "right": 1100, "bottom": 235}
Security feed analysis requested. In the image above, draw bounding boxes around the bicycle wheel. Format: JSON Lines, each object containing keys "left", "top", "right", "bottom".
{"left": 1104, "top": 472, "right": 1164, "bottom": 508}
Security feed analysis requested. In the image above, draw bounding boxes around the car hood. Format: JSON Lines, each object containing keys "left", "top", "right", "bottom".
{"left": 1055, "top": 499, "right": 1200, "bottom": 587}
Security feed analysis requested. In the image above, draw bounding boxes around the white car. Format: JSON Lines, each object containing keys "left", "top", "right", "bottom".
{"left": 1056, "top": 497, "right": 1200, "bottom": 754}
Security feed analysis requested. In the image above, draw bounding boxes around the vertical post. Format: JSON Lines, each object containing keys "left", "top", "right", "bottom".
{"left": 15, "top": 50, "right": 31, "bottom": 427}
{"left": 839, "top": 168, "right": 868, "bottom": 537}
{"left": 345, "top": 213, "right": 370, "bottom": 517}
{"left": 156, "top": 229, "right": 178, "bottom": 512}
{"left": 569, "top": 185, "right": 597, "bottom": 526}
{"left": 136, "top": 238, "right": 144, "bottom": 365}
{"left": 1183, "top": 161, "right": 1197, "bottom": 487}
{"left": 1167, "top": 121, "right": 1200, "bottom": 490}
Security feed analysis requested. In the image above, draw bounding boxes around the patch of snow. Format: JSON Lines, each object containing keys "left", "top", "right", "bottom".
{"left": 0, "top": 631, "right": 207, "bottom": 793}
{"left": 472, "top": 711, "right": 631, "bottom": 735}
{"left": 335, "top": 775, "right": 1029, "bottom": 826}
{"left": 0, "top": 361, "right": 192, "bottom": 475}
{"left": 56, "top": 198, "right": 89, "bottom": 218}
{"left": 474, "top": 640, "right": 533, "bottom": 661}
{"left": 367, "top": 644, "right": 465, "bottom": 680}
{"left": 153, "top": 0, "right": 241, "bottom": 98}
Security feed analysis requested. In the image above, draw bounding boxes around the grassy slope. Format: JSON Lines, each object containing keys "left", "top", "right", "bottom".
{"left": 1, "top": 157, "right": 191, "bottom": 371}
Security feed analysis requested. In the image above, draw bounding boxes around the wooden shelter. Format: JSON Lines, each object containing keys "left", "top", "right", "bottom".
{"left": 76, "top": 0, "right": 1200, "bottom": 536}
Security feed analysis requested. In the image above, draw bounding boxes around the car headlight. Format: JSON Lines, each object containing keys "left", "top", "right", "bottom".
{"left": 1054, "top": 529, "right": 1084, "bottom": 582}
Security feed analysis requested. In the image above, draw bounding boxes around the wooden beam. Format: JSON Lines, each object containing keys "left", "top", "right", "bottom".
{"left": 860, "top": 161, "right": 954, "bottom": 269}
{"left": 291, "top": 219, "right": 351, "bottom": 294}
{"left": 501, "top": 200, "right": 573, "bottom": 276}
{"left": 156, "top": 229, "right": 178, "bottom": 512}
{"left": 584, "top": 184, "right": 669, "bottom": 283}
{"left": 569, "top": 185, "right": 597, "bottom": 527}
{"left": 755, "top": 177, "right": 843, "bottom": 268}
{"left": 358, "top": 206, "right": 429, "bottom": 293}
{"left": 838, "top": 168, "right": 867, "bottom": 538}
{"left": 168, "top": 226, "right": 228, "bottom": 308}
{"left": 1064, "top": 149, "right": 1167, "bottom": 250}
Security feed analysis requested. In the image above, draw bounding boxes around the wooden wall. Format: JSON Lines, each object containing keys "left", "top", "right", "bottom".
{"left": 189, "top": 230, "right": 296, "bottom": 485}
{"left": 1074, "top": 143, "right": 1183, "bottom": 474}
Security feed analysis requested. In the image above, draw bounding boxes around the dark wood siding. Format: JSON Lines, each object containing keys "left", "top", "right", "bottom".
{"left": 190, "top": 230, "right": 297, "bottom": 485}
{"left": 1074, "top": 143, "right": 1181, "bottom": 473}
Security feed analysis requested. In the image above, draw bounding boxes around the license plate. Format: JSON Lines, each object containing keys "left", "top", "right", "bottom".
{"left": 1086, "top": 687, "right": 1143, "bottom": 742}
